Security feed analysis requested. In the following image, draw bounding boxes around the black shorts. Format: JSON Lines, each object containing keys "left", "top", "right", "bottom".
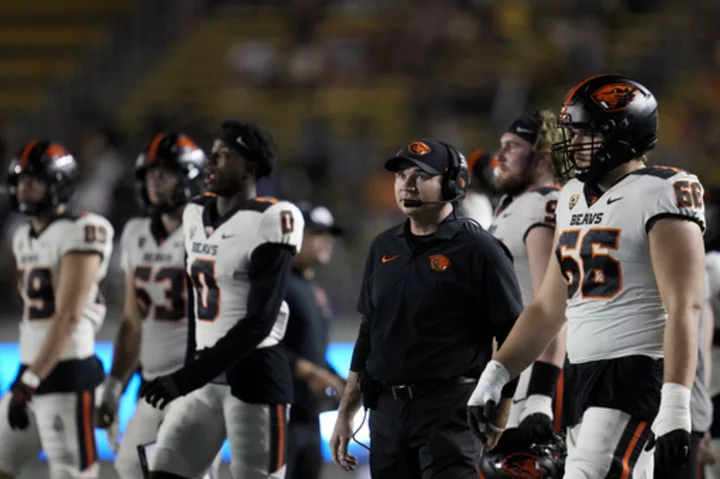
{"left": 562, "top": 355, "right": 663, "bottom": 428}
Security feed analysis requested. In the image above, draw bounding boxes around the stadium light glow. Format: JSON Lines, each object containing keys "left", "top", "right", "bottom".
{"left": 0, "top": 341, "right": 370, "bottom": 463}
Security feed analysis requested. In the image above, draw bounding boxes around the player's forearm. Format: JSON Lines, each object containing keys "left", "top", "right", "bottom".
{"left": 338, "top": 371, "right": 362, "bottom": 417}
{"left": 534, "top": 323, "right": 567, "bottom": 368}
{"left": 664, "top": 305, "right": 701, "bottom": 387}
{"left": 495, "top": 302, "right": 566, "bottom": 379}
{"left": 109, "top": 318, "right": 141, "bottom": 383}
{"left": 30, "top": 313, "right": 78, "bottom": 379}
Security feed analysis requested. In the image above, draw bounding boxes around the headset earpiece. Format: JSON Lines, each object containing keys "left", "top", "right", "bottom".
{"left": 440, "top": 142, "right": 469, "bottom": 201}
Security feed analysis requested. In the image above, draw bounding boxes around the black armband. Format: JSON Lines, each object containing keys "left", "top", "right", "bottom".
{"left": 526, "top": 361, "right": 561, "bottom": 398}
{"left": 501, "top": 376, "right": 520, "bottom": 398}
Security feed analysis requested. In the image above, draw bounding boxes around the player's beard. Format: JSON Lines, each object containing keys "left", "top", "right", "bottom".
{"left": 496, "top": 159, "right": 535, "bottom": 197}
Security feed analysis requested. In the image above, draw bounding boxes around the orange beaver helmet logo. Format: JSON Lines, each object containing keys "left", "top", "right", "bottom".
{"left": 500, "top": 452, "right": 542, "bottom": 478}
{"left": 429, "top": 254, "right": 451, "bottom": 272}
{"left": 591, "top": 83, "right": 638, "bottom": 112}
{"left": 407, "top": 141, "right": 432, "bottom": 156}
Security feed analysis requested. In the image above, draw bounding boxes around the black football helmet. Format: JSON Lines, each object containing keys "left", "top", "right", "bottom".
{"left": 550, "top": 74, "right": 658, "bottom": 183}
{"left": 135, "top": 132, "right": 206, "bottom": 213}
{"left": 479, "top": 429, "right": 566, "bottom": 479}
{"left": 6, "top": 140, "right": 78, "bottom": 215}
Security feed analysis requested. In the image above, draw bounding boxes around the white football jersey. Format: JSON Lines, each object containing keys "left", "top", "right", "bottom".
{"left": 555, "top": 166, "right": 705, "bottom": 363}
{"left": 488, "top": 186, "right": 560, "bottom": 306}
{"left": 13, "top": 212, "right": 114, "bottom": 364}
{"left": 120, "top": 216, "right": 188, "bottom": 380}
{"left": 184, "top": 196, "right": 304, "bottom": 351}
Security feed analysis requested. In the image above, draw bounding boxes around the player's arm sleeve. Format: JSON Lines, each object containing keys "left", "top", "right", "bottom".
{"left": 59, "top": 214, "right": 114, "bottom": 260}
{"left": 471, "top": 232, "right": 524, "bottom": 396}
{"left": 184, "top": 253, "right": 197, "bottom": 366}
{"left": 522, "top": 190, "right": 559, "bottom": 243}
{"left": 281, "top": 283, "right": 304, "bottom": 370}
{"left": 645, "top": 174, "right": 706, "bottom": 235}
{"left": 172, "top": 203, "right": 304, "bottom": 391}
{"left": 349, "top": 242, "right": 376, "bottom": 375}
{"left": 119, "top": 220, "right": 135, "bottom": 274}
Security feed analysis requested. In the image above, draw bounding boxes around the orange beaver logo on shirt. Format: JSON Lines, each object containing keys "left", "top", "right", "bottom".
{"left": 591, "top": 83, "right": 638, "bottom": 112}
{"left": 429, "top": 254, "right": 451, "bottom": 272}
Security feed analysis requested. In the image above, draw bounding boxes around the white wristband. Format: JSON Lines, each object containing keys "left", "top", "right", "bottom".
{"left": 653, "top": 382, "right": 691, "bottom": 437}
{"left": 20, "top": 369, "right": 41, "bottom": 389}
{"left": 468, "top": 360, "right": 510, "bottom": 407}
{"left": 519, "top": 394, "right": 554, "bottom": 423}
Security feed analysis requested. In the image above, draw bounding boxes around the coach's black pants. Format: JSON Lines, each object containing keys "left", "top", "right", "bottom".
{"left": 286, "top": 421, "right": 323, "bottom": 479}
{"left": 368, "top": 382, "right": 479, "bottom": 479}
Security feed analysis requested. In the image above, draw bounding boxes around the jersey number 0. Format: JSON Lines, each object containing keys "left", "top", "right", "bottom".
{"left": 190, "top": 259, "right": 220, "bottom": 321}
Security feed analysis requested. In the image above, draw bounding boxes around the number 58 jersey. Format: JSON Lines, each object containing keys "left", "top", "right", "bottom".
{"left": 12, "top": 213, "right": 114, "bottom": 365}
{"left": 555, "top": 167, "right": 705, "bottom": 364}
{"left": 184, "top": 196, "right": 304, "bottom": 352}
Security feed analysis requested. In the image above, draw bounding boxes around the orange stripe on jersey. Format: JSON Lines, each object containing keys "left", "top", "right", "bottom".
{"left": 256, "top": 196, "right": 279, "bottom": 205}
{"left": 82, "top": 391, "right": 95, "bottom": 467}
{"left": 276, "top": 404, "right": 285, "bottom": 471}
{"left": 620, "top": 421, "right": 647, "bottom": 479}
{"left": 553, "top": 369, "right": 564, "bottom": 433}
{"left": 19, "top": 140, "right": 39, "bottom": 168}
{"left": 147, "top": 133, "right": 166, "bottom": 163}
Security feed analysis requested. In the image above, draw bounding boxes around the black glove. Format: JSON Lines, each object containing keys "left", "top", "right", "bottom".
{"left": 518, "top": 412, "right": 554, "bottom": 445}
{"left": 645, "top": 429, "right": 690, "bottom": 478}
{"left": 467, "top": 399, "right": 497, "bottom": 443}
{"left": 8, "top": 382, "right": 35, "bottom": 430}
{"left": 139, "top": 375, "right": 183, "bottom": 410}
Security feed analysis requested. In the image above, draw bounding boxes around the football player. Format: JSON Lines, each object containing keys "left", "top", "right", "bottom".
{"left": 0, "top": 141, "right": 113, "bottom": 479}
{"left": 468, "top": 74, "right": 706, "bottom": 479}
{"left": 488, "top": 110, "right": 566, "bottom": 444}
{"left": 95, "top": 133, "right": 222, "bottom": 478}
{"left": 140, "top": 120, "right": 305, "bottom": 479}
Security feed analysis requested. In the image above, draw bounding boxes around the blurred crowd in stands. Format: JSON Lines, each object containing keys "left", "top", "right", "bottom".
{"left": 0, "top": 0, "right": 718, "bottom": 320}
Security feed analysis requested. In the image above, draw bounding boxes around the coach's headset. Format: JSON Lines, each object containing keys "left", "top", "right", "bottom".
{"left": 440, "top": 141, "right": 470, "bottom": 202}
{"left": 402, "top": 141, "right": 470, "bottom": 207}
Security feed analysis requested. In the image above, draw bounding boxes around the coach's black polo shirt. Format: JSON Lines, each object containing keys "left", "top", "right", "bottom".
{"left": 350, "top": 213, "right": 523, "bottom": 384}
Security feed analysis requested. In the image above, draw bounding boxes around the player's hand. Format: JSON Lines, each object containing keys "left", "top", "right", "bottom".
{"left": 8, "top": 370, "right": 40, "bottom": 430}
{"left": 518, "top": 394, "right": 555, "bottom": 445}
{"left": 467, "top": 360, "right": 510, "bottom": 448}
{"left": 296, "top": 359, "right": 345, "bottom": 399}
{"left": 646, "top": 383, "right": 692, "bottom": 478}
{"left": 140, "top": 374, "right": 182, "bottom": 410}
{"left": 330, "top": 411, "right": 358, "bottom": 471}
{"left": 699, "top": 432, "right": 716, "bottom": 465}
{"left": 96, "top": 376, "right": 124, "bottom": 429}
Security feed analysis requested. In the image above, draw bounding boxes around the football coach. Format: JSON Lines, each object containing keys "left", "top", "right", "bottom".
{"left": 329, "top": 139, "right": 524, "bottom": 478}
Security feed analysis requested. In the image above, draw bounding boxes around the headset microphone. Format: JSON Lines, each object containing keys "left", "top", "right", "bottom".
{"left": 402, "top": 199, "right": 453, "bottom": 207}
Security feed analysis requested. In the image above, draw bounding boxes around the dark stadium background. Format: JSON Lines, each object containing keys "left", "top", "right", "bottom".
{"left": 0, "top": 0, "right": 717, "bottom": 477}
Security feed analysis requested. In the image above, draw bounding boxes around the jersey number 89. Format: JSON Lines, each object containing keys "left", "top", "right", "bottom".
{"left": 557, "top": 228, "right": 622, "bottom": 299}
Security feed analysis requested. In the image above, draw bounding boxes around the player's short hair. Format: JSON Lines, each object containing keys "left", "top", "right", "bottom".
{"left": 532, "top": 110, "right": 563, "bottom": 155}
{"left": 219, "top": 120, "right": 278, "bottom": 179}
